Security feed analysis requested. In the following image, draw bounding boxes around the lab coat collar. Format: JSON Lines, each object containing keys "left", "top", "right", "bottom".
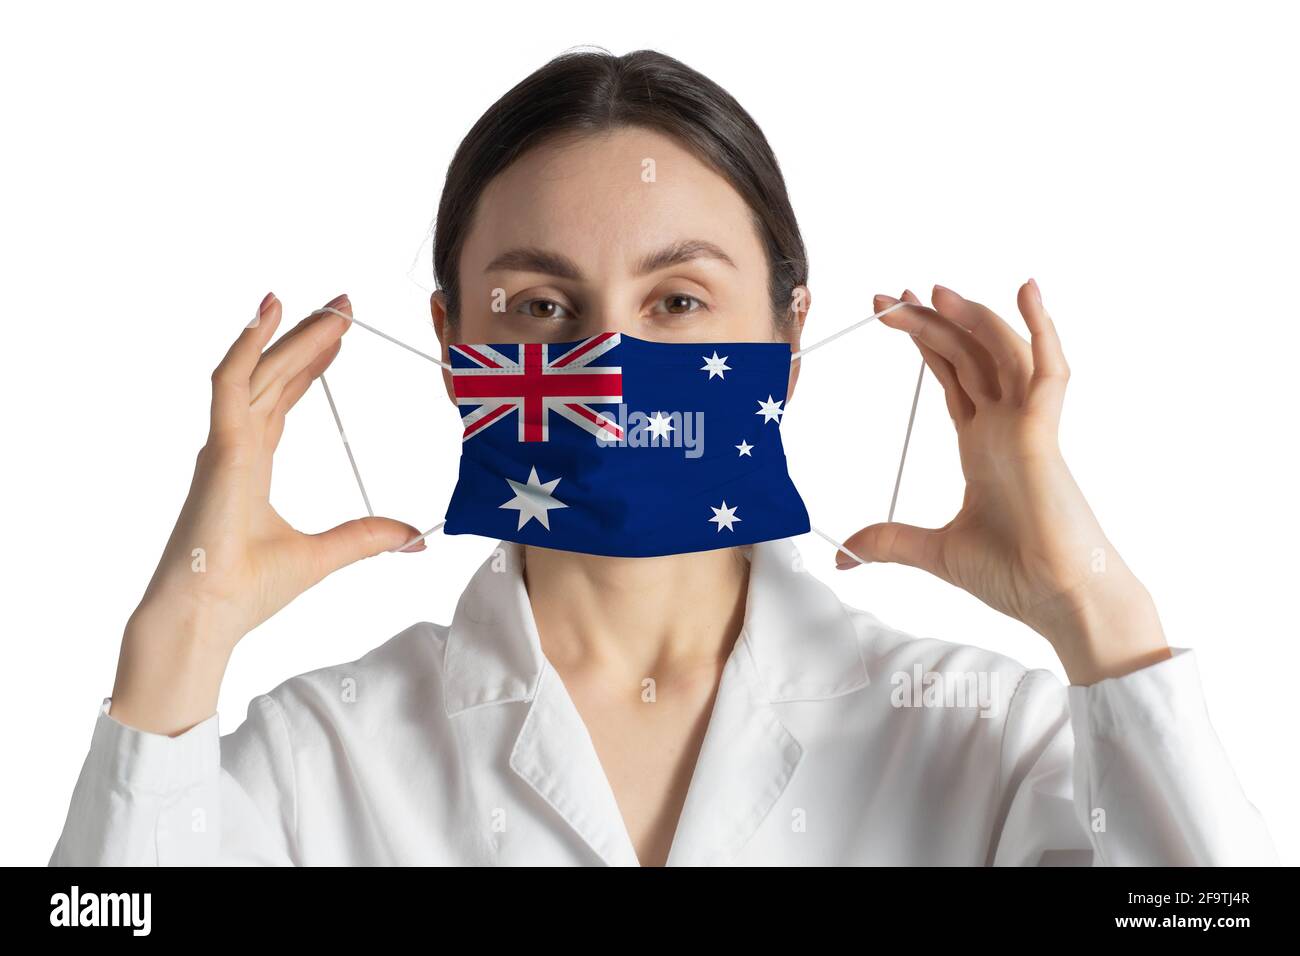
{"left": 441, "top": 537, "right": 869, "bottom": 717}
{"left": 439, "top": 538, "right": 868, "bottom": 866}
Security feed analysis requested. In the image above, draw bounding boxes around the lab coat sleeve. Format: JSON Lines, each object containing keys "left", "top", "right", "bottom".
{"left": 990, "top": 647, "right": 1278, "bottom": 866}
{"left": 48, "top": 694, "right": 298, "bottom": 866}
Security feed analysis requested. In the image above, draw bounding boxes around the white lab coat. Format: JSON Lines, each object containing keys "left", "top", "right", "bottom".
{"left": 48, "top": 538, "right": 1277, "bottom": 866}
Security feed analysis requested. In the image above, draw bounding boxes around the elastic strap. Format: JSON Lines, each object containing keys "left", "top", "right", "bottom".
{"left": 789, "top": 299, "right": 910, "bottom": 362}
{"left": 318, "top": 372, "right": 374, "bottom": 517}
{"left": 311, "top": 306, "right": 450, "bottom": 368}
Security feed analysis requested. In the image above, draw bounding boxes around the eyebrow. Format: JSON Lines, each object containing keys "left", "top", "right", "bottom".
{"left": 483, "top": 239, "right": 736, "bottom": 280}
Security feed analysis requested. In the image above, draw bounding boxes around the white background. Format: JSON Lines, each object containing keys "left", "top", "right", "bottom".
{"left": 2, "top": 0, "right": 1296, "bottom": 865}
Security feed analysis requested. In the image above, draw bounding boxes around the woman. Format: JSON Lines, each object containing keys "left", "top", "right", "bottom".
{"left": 50, "top": 49, "right": 1275, "bottom": 866}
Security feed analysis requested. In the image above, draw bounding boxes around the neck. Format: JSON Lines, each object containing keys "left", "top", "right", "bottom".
{"left": 522, "top": 545, "right": 751, "bottom": 682}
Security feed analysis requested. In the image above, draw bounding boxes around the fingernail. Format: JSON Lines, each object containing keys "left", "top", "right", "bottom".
{"left": 933, "top": 283, "right": 956, "bottom": 297}
{"left": 876, "top": 294, "right": 899, "bottom": 305}
{"left": 248, "top": 291, "right": 276, "bottom": 328}
{"left": 1028, "top": 277, "right": 1042, "bottom": 305}
{"left": 901, "top": 288, "right": 915, "bottom": 300}
{"left": 325, "top": 293, "right": 350, "bottom": 311}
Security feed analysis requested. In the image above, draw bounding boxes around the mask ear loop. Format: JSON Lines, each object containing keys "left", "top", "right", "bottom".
{"left": 308, "top": 305, "right": 451, "bottom": 552}
{"left": 312, "top": 306, "right": 452, "bottom": 369}
{"left": 887, "top": 358, "right": 927, "bottom": 525}
{"left": 790, "top": 300, "right": 925, "bottom": 567}
{"left": 317, "top": 373, "right": 374, "bottom": 517}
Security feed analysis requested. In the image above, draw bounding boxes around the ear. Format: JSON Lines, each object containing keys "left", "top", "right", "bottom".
{"left": 785, "top": 285, "right": 811, "bottom": 403}
{"left": 430, "top": 290, "right": 456, "bottom": 406}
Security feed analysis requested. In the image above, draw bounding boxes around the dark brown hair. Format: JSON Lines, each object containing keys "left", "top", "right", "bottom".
{"left": 433, "top": 48, "right": 808, "bottom": 327}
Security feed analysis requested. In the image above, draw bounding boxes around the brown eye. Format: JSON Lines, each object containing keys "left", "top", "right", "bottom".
{"left": 660, "top": 294, "right": 703, "bottom": 315}
{"left": 515, "top": 298, "right": 571, "bottom": 320}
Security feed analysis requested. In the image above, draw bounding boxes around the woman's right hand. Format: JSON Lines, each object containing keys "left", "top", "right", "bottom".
{"left": 108, "top": 292, "right": 426, "bottom": 736}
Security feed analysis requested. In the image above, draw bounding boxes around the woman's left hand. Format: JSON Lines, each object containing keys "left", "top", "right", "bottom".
{"left": 840, "top": 281, "right": 1171, "bottom": 685}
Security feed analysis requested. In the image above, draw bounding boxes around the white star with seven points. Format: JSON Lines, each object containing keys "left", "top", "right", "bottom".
{"left": 735, "top": 440, "right": 753, "bottom": 457}
{"left": 756, "top": 395, "right": 785, "bottom": 423}
{"left": 499, "top": 466, "right": 568, "bottom": 530}
{"left": 700, "top": 351, "right": 731, "bottom": 379}
{"left": 709, "top": 500, "right": 741, "bottom": 532}
{"left": 646, "top": 411, "right": 675, "bottom": 440}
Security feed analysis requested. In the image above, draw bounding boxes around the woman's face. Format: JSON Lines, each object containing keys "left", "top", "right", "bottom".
{"left": 431, "top": 126, "right": 808, "bottom": 399}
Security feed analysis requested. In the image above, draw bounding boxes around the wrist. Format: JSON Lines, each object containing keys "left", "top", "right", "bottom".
{"left": 112, "top": 601, "right": 235, "bottom": 736}
{"left": 1038, "top": 571, "right": 1171, "bottom": 685}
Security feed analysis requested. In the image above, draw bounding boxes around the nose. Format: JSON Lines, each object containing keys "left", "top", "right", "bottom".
{"left": 561, "top": 307, "right": 640, "bottom": 343}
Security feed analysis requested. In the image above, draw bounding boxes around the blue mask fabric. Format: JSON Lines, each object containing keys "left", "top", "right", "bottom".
{"left": 441, "top": 332, "right": 809, "bottom": 557}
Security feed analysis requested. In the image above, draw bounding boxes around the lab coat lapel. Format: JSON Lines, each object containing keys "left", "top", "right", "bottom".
{"left": 739, "top": 538, "right": 872, "bottom": 703}
{"left": 442, "top": 542, "right": 640, "bottom": 866}
{"left": 662, "top": 642, "right": 803, "bottom": 866}
{"left": 664, "top": 539, "right": 868, "bottom": 865}
{"left": 508, "top": 664, "right": 641, "bottom": 866}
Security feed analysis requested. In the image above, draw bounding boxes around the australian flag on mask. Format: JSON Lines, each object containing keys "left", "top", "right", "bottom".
{"left": 441, "top": 331, "right": 811, "bottom": 558}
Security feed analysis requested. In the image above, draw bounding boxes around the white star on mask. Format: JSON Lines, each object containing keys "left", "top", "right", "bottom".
{"left": 735, "top": 440, "right": 753, "bottom": 457}
{"left": 646, "top": 411, "right": 675, "bottom": 441}
{"left": 709, "top": 500, "right": 741, "bottom": 532}
{"left": 499, "top": 467, "right": 568, "bottom": 530}
{"left": 700, "top": 351, "right": 731, "bottom": 379}
{"left": 756, "top": 395, "right": 785, "bottom": 423}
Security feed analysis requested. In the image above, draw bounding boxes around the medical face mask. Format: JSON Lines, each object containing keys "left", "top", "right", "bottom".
{"left": 440, "top": 332, "right": 807, "bottom": 557}
{"left": 311, "top": 301, "right": 916, "bottom": 563}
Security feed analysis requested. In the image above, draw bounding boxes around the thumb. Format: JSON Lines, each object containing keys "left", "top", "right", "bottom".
{"left": 840, "top": 522, "right": 944, "bottom": 577}
{"left": 309, "top": 516, "right": 426, "bottom": 578}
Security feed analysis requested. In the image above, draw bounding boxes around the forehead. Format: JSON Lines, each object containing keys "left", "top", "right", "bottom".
{"left": 460, "top": 126, "right": 766, "bottom": 275}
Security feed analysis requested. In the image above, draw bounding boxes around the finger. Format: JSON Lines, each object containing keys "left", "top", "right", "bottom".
{"left": 249, "top": 293, "right": 349, "bottom": 400}
{"left": 1019, "top": 278, "right": 1070, "bottom": 387}
{"left": 250, "top": 294, "right": 352, "bottom": 408}
{"left": 841, "top": 521, "right": 946, "bottom": 579}
{"left": 902, "top": 289, "right": 974, "bottom": 423}
{"left": 307, "top": 516, "right": 427, "bottom": 583}
{"left": 257, "top": 317, "right": 340, "bottom": 442}
{"left": 874, "top": 293, "right": 1000, "bottom": 403}
{"left": 913, "top": 338, "right": 972, "bottom": 422}
{"left": 930, "top": 284, "right": 1033, "bottom": 402}
{"left": 260, "top": 338, "right": 343, "bottom": 457}
{"left": 274, "top": 337, "right": 342, "bottom": 422}
{"left": 210, "top": 293, "right": 282, "bottom": 436}
{"left": 217, "top": 292, "right": 283, "bottom": 382}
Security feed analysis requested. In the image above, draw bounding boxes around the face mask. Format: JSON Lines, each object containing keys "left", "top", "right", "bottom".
{"left": 440, "top": 332, "right": 808, "bottom": 557}
{"left": 310, "top": 301, "right": 915, "bottom": 563}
